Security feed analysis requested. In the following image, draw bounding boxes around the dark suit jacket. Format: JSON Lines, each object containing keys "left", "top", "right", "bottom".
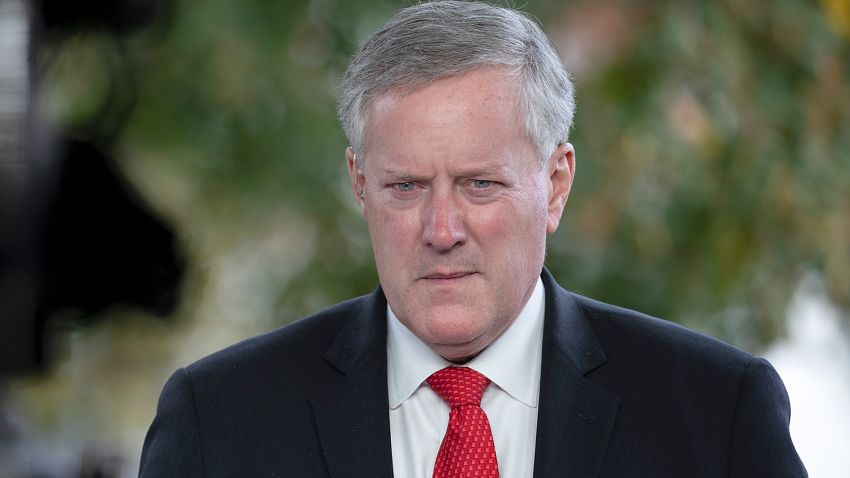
{"left": 139, "top": 269, "right": 807, "bottom": 477}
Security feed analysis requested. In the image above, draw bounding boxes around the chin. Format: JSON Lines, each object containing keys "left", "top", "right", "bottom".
{"left": 422, "top": 315, "right": 483, "bottom": 344}
{"left": 398, "top": 304, "right": 496, "bottom": 358}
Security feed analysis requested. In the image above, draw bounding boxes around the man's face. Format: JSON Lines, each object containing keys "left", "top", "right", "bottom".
{"left": 347, "top": 68, "right": 575, "bottom": 361}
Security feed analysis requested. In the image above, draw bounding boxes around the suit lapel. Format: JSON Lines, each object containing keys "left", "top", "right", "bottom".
{"left": 310, "top": 288, "right": 394, "bottom": 478}
{"left": 533, "top": 269, "right": 620, "bottom": 478}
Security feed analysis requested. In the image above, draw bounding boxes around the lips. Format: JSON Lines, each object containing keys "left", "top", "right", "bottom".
{"left": 423, "top": 271, "right": 474, "bottom": 280}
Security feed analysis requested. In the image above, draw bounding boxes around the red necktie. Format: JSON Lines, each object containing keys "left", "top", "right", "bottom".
{"left": 427, "top": 367, "right": 499, "bottom": 477}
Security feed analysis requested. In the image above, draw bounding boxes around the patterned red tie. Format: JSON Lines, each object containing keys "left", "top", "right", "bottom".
{"left": 427, "top": 367, "right": 499, "bottom": 477}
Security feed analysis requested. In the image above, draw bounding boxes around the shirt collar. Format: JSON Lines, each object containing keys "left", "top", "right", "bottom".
{"left": 386, "top": 277, "right": 545, "bottom": 409}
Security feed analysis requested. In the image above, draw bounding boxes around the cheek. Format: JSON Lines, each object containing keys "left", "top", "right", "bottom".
{"left": 501, "top": 189, "right": 550, "bottom": 231}
{"left": 368, "top": 204, "right": 421, "bottom": 256}
{"left": 494, "top": 192, "right": 550, "bottom": 259}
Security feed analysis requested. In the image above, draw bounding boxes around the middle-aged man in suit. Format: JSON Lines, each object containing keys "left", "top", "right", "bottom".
{"left": 140, "top": 1, "right": 807, "bottom": 476}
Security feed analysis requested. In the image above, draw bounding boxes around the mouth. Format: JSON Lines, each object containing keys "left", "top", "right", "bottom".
{"left": 422, "top": 271, "right": 476, "bottom": 283}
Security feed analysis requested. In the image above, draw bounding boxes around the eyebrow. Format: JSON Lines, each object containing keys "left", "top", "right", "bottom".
{"left": 380, "top": 168, "right": 419, "bottom": 181}
{"left": 380, "top": 164, "right": 510, "bottom": 180}
{"left": 457, "top": 165, "right": 508, "bottom": 177}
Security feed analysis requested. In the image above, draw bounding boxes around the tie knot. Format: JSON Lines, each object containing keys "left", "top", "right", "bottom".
{"left": 427, "top": 367, "right": 490, "bottom": 408}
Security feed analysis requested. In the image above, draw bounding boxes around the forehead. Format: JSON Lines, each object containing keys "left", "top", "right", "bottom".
{"left": 372, "top": 68, "right": 520, "bottom": 116}
{"left": 362, "top": 69, "right": 533, "bottom": 167}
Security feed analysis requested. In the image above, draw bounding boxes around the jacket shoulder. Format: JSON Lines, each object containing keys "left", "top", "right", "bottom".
{"left": 570, "top": 292, "right": 754, "bottom": 368}
{"left": 562, "top": 292, "right": 806, "bottom": 476}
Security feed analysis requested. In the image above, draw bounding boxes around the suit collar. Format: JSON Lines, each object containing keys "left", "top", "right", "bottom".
{"left": 311, "top": 287, "right": 394, "bottom": 478}
{"left": 540, "top": 268, "right": 608, "bottom": 374}
{"left": 533, "top": 268, "right": 620, "bottom": 477}
{"left": 323, "top": 287, "right": 388, "bottom": 374}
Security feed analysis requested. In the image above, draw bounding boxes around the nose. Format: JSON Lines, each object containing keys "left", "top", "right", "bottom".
{"left": 422, "top": 190, "right": 467, "bottom": 252}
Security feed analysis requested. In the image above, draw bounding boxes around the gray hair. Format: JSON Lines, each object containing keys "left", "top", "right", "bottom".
{"left": 338, "top": 0, "right": 575, "bottom": 166}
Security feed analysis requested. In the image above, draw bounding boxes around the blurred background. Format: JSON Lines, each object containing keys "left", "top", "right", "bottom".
{"left": 0, "top": 0, "right": 848, "bottom": 476}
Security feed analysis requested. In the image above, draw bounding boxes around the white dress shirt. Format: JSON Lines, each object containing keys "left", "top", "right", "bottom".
{"left": 387, "top": 277, "right": 545, "bottom": 478}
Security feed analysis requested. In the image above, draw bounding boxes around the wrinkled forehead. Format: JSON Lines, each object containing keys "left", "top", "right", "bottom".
{"left": 357, "top": 69, "right": 541, "bottom": 180}
{"left": 361, "top": 68, "right": 524, "bottom": 154}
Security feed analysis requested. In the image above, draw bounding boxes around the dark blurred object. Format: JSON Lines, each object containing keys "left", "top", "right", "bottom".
{"left": 41, "top": 139, "right": 184, "bottom": 319}
{"left": 0, "top": 0, "right": 180, "bottom": 376}
{"left": 36, "top": 0, "right": 160, "bottom": 35}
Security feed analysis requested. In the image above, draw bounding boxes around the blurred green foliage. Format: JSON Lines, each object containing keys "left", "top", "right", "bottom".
{"left": 545, "top": 0, "right": 850, "bottom": 349}
{"left": 45, "top": 0, "right": 849, "bottom": 349}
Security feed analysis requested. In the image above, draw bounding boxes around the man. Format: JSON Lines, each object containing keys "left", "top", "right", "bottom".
{"left": 139, "top": 2, "right": 807, "bottom": 477}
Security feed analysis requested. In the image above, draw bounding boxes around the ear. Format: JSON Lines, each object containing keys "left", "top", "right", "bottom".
{"left": 346, "top": 147, "right": 367, "bottom": 214}
{"left": 546, "top": 143, "right": 576, "bottom": 234}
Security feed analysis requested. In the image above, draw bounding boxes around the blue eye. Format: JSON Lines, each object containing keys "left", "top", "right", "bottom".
{"left": 394, "top": 182, "right": 415, "bottom": 192}
{"left": 471, "top": 179, "right": 492, "bottom": 189}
